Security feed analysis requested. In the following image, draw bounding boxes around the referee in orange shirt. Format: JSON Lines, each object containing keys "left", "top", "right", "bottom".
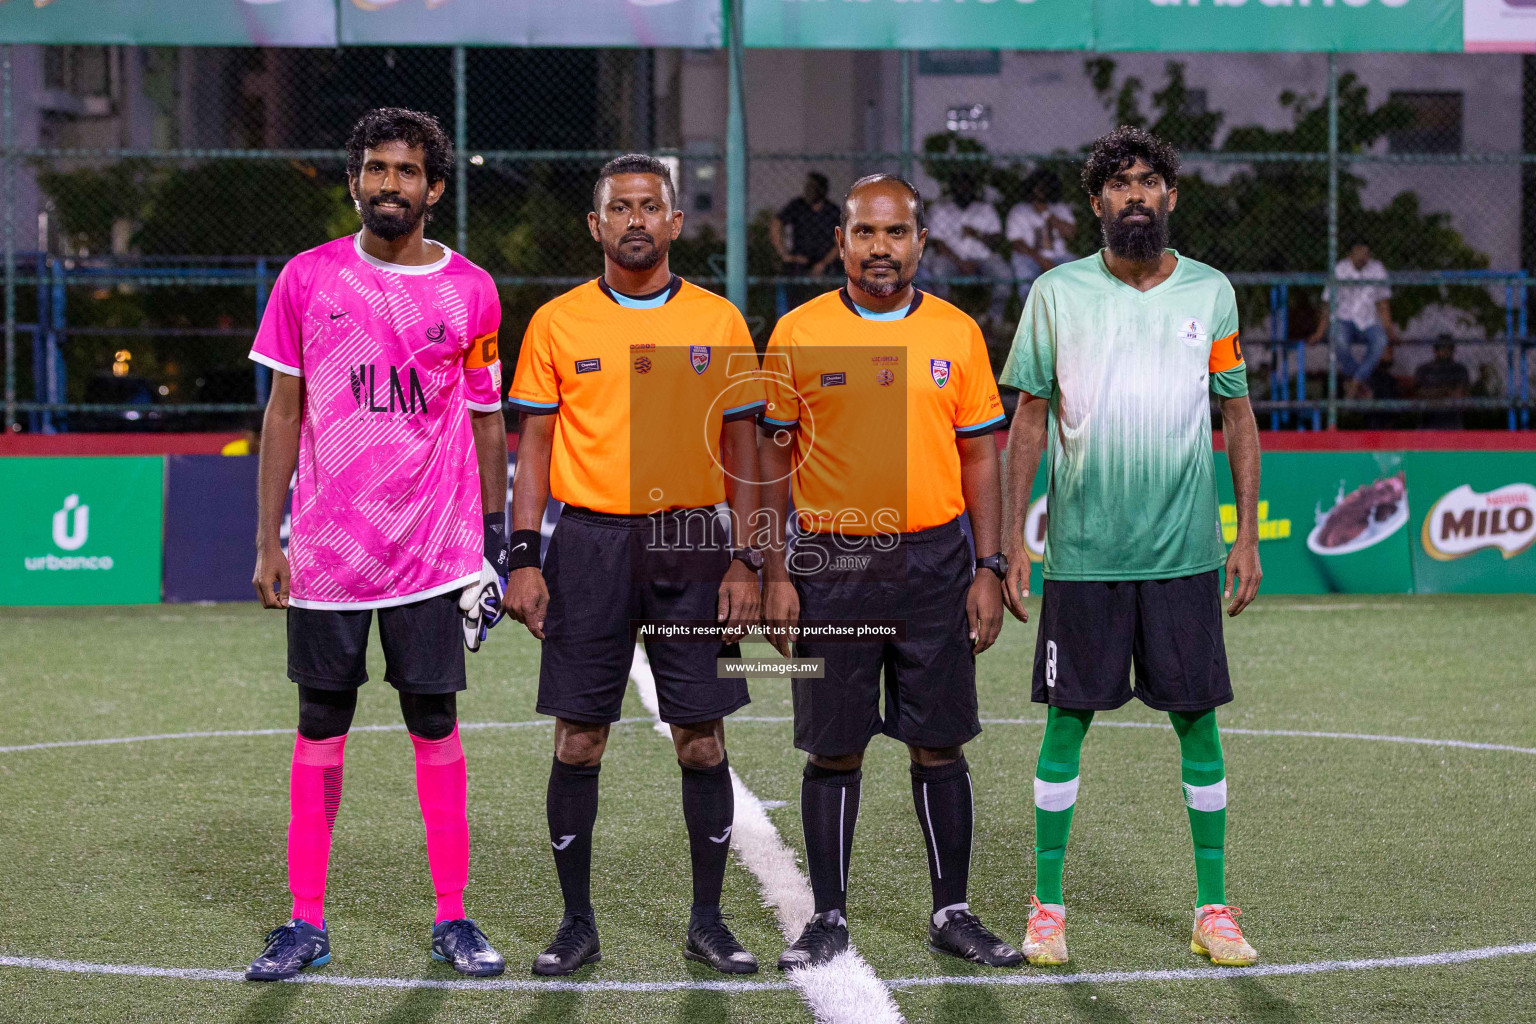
{"left": 504, "top": 155, "right": 766, "bottom": 977}
{"left": 759, "top": 174, "right": 1021, "bottom": 970}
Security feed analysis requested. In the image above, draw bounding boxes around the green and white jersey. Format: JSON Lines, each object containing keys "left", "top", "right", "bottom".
{"left": 1000, "top": 249, "right": 1248, "bottom": 581}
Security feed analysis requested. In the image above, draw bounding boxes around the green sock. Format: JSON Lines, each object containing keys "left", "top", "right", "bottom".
{"left": 1170, "top": 709, "right": 1227, "bottom": 907}
{"left": 1034, "top": 706, "right": 1093, "bottom": 905}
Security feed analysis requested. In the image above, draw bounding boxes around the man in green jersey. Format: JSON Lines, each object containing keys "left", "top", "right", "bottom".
{"left": 999, "top": 126, "right": 1262, "bottom": 968}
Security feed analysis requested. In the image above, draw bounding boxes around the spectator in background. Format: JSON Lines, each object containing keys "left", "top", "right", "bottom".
{"left": 919, "top": 172, "right": 1011, "bottom": 335}
{"left": 1364, "top": 345, "right": 1403, "bottom": 430}
{"left": 1309, "top": 241, "right": 1403, "bottom": 399}
{"left": 1005, "top": 169, "right": 1076, "bottom": 304}
{"left": 1413, "top": 335, "right": 1472, "bottom": 429}
{"left": 772, "top": 172, "right": 841, "bottom": 279}
{"left": 221, "top": 410, "right": 264, "bottom": 456}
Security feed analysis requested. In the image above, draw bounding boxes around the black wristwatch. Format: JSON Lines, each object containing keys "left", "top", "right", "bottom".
{"left": 975, "top": 552, "right": 1009, "bottom": 580}
{"left": 730, "top": 547, "right": 766, "bottom": 572}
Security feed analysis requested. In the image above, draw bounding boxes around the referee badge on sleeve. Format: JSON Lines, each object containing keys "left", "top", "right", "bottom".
{"left": 930, "top": 359, "right": 951, "bottom": 389}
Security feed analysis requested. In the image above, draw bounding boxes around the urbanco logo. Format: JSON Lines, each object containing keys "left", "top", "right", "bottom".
{"left": 25, "top": 493, "right": 114, "bottom": 572}
{"left": 52, "top": 493, "right": 88, "bottom": 551}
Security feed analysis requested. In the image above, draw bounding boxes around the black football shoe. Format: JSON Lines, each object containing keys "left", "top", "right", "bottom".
{"left": 684, "top": 910, "right": 758, "bottom": 974}
{"left": 928, "top": 907, "right": 1024, "bottom": 967}
{"left": 431, "top": 918, "right": 506, "bottom": 977}
{"left": 531, "top": 911, "right": 601, "bottom": 976}
{"left": 776, "top": 911, "right": 849, "bottom": 971}
{"left": 245, "top": 919, "right": 331, "bottom": 981}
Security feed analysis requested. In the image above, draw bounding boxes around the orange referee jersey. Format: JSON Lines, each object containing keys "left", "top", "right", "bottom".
{"left": 508, "top": 276, "right": 766, "bottom": 515}
{"left": 761, "top": 288, "right": 1004, "bottom": 535}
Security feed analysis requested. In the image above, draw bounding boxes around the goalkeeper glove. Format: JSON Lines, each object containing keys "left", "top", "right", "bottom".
{"left": 460, "top": 512, "right": 510, "bottom": 652}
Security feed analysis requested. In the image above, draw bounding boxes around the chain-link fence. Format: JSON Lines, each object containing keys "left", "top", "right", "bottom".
{"left": 3, "top": 46, "right": 1532, "bottom": 433}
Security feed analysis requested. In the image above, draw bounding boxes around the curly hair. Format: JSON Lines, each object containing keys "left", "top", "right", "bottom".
{"left": 1080, "top": 125, "right": 1180, "bottom": 198}
{"left": 345, "top": 107, "right": 454, "bottom": 187}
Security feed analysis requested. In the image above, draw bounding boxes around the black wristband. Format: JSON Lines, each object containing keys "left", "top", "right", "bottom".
{"left": 506, "top": 528, "right": 542, "bottom": 572}
{"left": 484, "top": 512, "right": 509, "bottom": 576}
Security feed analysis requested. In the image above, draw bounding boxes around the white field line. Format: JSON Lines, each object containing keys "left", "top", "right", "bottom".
{"left": 4, "top": 941, "right": 1534, "bottom": 995}
{"left": 628, "top": 647, "right": 905, "bottom": 1024}
{"left": 976, "top": 719, "right": 1536, "bottom": 757}
{"left": 1244, "top": 603, "right": 1409, "bottom": 612}
{"left": 5, "top": 717, "right": 1533, "bottom": 759}
{"left": 0, "top": 719, "right": 653, "bottom": 755}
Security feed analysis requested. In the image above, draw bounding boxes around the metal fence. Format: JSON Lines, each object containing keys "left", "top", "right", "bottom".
{"left": 3, "top": 45, "right": 1532, "bottom": 434}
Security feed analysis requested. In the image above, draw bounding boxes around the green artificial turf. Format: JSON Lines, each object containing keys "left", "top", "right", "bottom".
{"left": 1, "top": 596, "right": 1533, "bottom": 1023}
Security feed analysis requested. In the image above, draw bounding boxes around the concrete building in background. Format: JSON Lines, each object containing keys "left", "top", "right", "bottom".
{"left": 676, "top": 49, "right": 1525, "bottom": 288}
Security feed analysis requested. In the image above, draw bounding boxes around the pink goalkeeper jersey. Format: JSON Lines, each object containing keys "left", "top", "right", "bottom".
{"left": 249, "top": 233, "right": 504, "bottom": 610}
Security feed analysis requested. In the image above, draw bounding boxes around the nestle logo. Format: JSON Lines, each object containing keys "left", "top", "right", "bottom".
{"left": 575, "top": 358, "right": 601, "bottom": 374}
{"left": 820, "top": 372, "right": 846, "bottom": 387}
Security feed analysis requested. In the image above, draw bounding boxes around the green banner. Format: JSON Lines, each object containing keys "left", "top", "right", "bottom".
{"left": 0, "top": 0, "right": 337, "bottom": 46}
{"left": 1093, "top": 0, "right": 1462, "bottom": 54}
{"left": 746, "top": 0, "right": 1461, "bottom": 50}
{"left": 0, "top": 457, "right": 165, "bottom": 606}
{"left": 339, "top": 0, "right": 720, "bottom": 47}
{"left": 1213, "top": 451, "right": 1416, "bottom": 595}
{"left": 1016, "top": 449, "right": 1535, "bottom": 596}
{"left": 745, "top": 0, "right": 1091, "bottom": 50}
{"left": 1407, "top": 452, "right": 1536, "bottom": 594}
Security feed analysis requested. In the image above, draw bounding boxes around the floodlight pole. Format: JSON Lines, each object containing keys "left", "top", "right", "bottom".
{"left": 899, "top": 50, "right": 913, "bottom": 181}
{"left": 724, "top": 0, "right": 747, "bottom": 313}
{"left": 3, "top": 45, "right": 14, "bottom": 434}
{"left": 454, "top": 46, "right": 468, "bottom": 257}
{"left": 1326, "top": 51, "right": 1340, "bottom": 431}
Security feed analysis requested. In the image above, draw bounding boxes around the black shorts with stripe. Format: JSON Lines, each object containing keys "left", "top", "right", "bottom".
{"left": 790, "top": 518, "right": 981, "bottom": 757}
{"left": 536, "top": 506, "right": 751, "bottom": 726}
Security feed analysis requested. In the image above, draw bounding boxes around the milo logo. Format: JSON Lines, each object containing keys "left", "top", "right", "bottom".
{"left": 1422, "top": 484, "right": 1536, "bottom": 562}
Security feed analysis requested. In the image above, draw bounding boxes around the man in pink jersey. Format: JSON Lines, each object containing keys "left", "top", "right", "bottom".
{"left": 244, "top": 108, "right": 508, "bottom": 981}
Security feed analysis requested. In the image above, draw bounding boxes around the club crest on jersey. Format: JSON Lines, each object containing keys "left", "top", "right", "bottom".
{"left": 1176, "top": 317, "right": 1208, "bottom": 348}
{"left": 876, "top": 369, "right": 895, "bottom": 387}
{"left": 426, "top": 321, "right": 446, "bottom": 344}
{"left": 930, "top": 359, "right": 951, "bottom": 389}
{"left": 690, "top": 345, "right": 711, "bottom": 375}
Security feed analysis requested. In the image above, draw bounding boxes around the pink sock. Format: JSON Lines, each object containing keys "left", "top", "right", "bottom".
{"left": 412, "top": 726, "right": 469, "bottom": 924}
{"left": 288, "top": 733, "right": 347, "bottom": 928}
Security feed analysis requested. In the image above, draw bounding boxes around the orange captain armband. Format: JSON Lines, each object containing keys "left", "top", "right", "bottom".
{"left": 466, "top": 332, "right": 500, "bottom": 369}
{"left": 1209, "top": 332, "right": 1243, "bottom": 374}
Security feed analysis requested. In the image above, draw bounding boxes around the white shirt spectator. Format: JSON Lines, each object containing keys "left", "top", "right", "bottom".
{"left": 926, "top": 200, "right": 1002, "bottom": 263}
{"left": 1005, "top": 202, "right": 1076, "bottom": 265}
{"left": 1324, "top": 257, "right": 1391, "bottom": 330}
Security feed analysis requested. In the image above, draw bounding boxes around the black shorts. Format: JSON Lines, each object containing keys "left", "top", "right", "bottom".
{"left": 286, "top": 592, "right": 466, "bottom": 694}
{"left": 790, "top": 518, "right": 981, "bottom": 757}
{"left": 537, "top": 506, "right": 750, "bottom": 726}
{"left": 1032, "top": 570, "right": 1233, "bottom": 712}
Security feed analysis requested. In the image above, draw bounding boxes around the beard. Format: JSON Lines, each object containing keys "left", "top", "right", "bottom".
{"left": 359, "top": 193, "right": 427, "bottom": 242}
{"left": 855, "top": 257, "right": 914, "bottom": 299}
{"left": 605, "top": 229, "right": 668, "bottom": 272}
{"left": 1101, "top": 200, "right": 1169, "bottom": 262}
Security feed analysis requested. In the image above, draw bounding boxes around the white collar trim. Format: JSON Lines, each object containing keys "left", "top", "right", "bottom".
{"left": 353, "top": 232, "right": 453, "bottom": 275}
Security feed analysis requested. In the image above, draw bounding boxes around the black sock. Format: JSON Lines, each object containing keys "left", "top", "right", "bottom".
{"left": 680, "top": 756, "right": 734, "bottom": 915}
{"left": 801, "top": 762, "right": 861, "bottom": 917}
{"left": 546, "top": 757, "right": 600, "bottom": 917}
{"left": 910, "top": 757, "right": 973, "bottom": 915}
